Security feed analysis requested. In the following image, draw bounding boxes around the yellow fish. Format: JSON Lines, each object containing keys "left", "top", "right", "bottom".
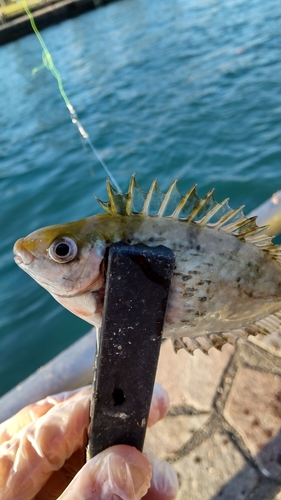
{"left": 13, "top": 176, "right": 281, "bottom": 354}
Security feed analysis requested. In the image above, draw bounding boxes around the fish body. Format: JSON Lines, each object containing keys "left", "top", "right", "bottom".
{"left": 13, "top": 177, "right": 281, "bottom": 354}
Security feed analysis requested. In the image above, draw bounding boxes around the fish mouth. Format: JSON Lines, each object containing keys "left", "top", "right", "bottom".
{"left": 13, "top": 238, "right": 35, "bottom": 266}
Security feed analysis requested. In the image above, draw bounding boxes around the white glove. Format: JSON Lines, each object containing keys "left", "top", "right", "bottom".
{"left": 0, "top": 383, "right": 178, "bottom": 500}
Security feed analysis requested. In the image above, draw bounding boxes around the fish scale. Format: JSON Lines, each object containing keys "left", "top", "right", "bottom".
{"left": 13, "top": 176, "right": 281, "bottom": 355}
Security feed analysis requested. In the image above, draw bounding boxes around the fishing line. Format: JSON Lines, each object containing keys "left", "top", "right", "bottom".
{"left": 20, "top": 0, "right": 121, "bottom": 193}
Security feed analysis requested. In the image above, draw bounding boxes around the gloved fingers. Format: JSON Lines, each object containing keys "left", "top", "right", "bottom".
{"left": 143, "top": 448, "right": 179, "bottom": 500}
{"left": 42, "top": 445, "right": 179, "bottom": 500}
{"left": 33, "top": 447, "right": 86, "bottom": 500}
{"left": 32, "top": 433, "right": 178, "bottom": 500}
{"left": 0, "top": 389, "right": 90, "bottom": 500}
{"left": 0, "top": 386, "right": 91, "bottom": 445}
{"left": 147, "top": 382, "right": 169, "bottom": 428}
{"left": 0, "top": 381, "right": 168, "bottom": 445}
{"left": 0, "top": 383, "right": 170, "bottom": 500}
{"left": 56, "top": 445, "right": 151, "bottom": 500}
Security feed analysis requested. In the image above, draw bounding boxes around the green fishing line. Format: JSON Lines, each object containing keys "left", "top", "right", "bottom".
{"left": 21, "top": 0, "right": 70, "bottom": 107}
{"left": 20, "top": 0, "right": 121, "bottom": 192}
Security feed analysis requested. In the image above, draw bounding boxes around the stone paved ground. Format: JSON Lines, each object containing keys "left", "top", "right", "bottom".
{"left": 144, "top": 332, "right": 281, "bottom": 500}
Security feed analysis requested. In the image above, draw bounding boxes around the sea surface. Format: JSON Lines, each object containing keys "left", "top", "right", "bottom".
{"left": 0, "top": 0, "right": 281, "bottom": 396}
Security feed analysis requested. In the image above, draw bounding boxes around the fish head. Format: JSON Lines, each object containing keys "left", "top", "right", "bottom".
{"left": 13, "top": 217, "right": 107, "bottom": 306}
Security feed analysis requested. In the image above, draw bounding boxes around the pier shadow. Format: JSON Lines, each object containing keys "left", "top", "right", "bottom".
{"left": 208, "top": 428, "right": 281, "bottom": 499}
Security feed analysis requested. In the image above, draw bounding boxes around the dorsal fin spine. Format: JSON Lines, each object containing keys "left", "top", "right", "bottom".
{"left": 223, "top": 216, "right": 257, "bottom": 234}
{"left": 242, "top": 227, "right": 269, "bottom": 239}
{"left": 186, "top": 189, "right": 215, "bottom": 222}
{"left": 245, "top": 237, "right": 272, "bottom": 246}
{"left": 197, "top": 197, "right": 229, "bottom": 226}
{"left": 215, "top": 206, "right": 245, "bottom": 229}
{"left": 94, "top": 195, "right": 113, "bottom": 215}
{"left": 142, "top": 179, "right": 158, "bottom": 216}
{"left": 157, "top": 180, "right": 178, "bottom": 217}
{"left": 126, "top": 174, "right": 136, "bottom": 215}
{"left": 106, "top": 179, "right": 118, "bottom": 215}
{"left": 172, "top": 185, "right": 198, "bottom": 218}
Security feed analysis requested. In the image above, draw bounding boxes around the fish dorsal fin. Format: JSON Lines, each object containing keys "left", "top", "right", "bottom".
{"left": 96, "top": 175, "right": 281, "bottom": 264}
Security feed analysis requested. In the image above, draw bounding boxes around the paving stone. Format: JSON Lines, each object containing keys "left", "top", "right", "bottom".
{"left": 174, "top": 431, "right": 259, "bottom": 500}
{"left": 145, "top": 413, "right": 209, "bottom": 459}
{"left": 224, "top": 366, "right": 281, "bottom": 479}
{"left": 155, "top": 340, "right": 235, "bottom": 411}
{"left": 249, "top": 331, "right": 281, "bottom": 358}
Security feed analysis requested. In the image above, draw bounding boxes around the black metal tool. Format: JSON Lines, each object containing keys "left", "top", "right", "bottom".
{"left": 87, "top": 242, "right": 175, "bottom": 459}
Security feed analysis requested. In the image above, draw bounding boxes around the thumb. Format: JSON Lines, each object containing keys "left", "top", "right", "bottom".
{"left": 57, "top": 445, "right": 151, "bottom": 500}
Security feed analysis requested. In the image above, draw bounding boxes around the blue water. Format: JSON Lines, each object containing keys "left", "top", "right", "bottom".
{"left": 1, "top": 0, "right": 281, "bottom": 396}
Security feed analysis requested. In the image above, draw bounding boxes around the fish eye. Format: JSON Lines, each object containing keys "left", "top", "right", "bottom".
{"left": 48, "top": 237, "right": 78, "bottom": 263}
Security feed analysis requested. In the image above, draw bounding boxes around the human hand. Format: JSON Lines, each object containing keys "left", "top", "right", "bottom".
{"left": 0, "top": 383, "right": 178, "bottom": 500}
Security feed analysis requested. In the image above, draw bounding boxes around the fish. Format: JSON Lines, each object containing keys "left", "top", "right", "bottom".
{"left": 13, "top": 175, "right": 281, "bottom": 354}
